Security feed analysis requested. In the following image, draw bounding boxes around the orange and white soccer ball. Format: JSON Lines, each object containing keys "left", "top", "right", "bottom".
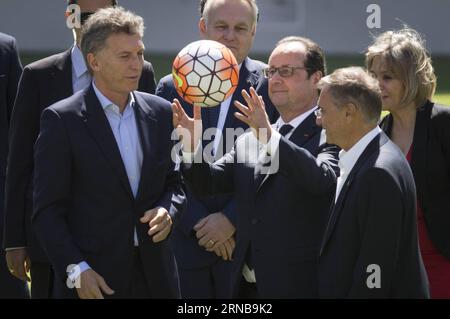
{"left": 172, "top": 40, "right": 239, "bottom": 107}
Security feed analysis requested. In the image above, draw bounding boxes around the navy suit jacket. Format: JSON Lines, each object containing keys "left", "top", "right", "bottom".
{"left": 318, "top": 132, "right": 429, "bottom": 298}
{"left": 0, "top": 32, "right": 28, "bottom": 298}
{"left": 156, "top": 57, "right": 279, "bottom": 270}
{"left": 184, "top": 113, "right": 339, "bottom": 298}
{"left": 32, "top": 86, "right": 185, "bottom": 298}
{"left": 0, "top": 32, "right": 22, "bottom": 247}
{"left": 3, "top": 48, "right": 156, "bottom": 263}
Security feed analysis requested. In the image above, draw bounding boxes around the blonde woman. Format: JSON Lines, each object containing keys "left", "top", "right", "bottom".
{"left": 367, "top": 27, "right": 450, "bottom": 298}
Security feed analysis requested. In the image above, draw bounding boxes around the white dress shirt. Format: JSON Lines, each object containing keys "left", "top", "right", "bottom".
{"left": 211, "top": 63, "right": 242, "bottom": 157}
{"left": 335, "top": 126, "right": 382, "bottom": 202}
{"left": 71, "top": 44, "right": 91, "bottom": 93}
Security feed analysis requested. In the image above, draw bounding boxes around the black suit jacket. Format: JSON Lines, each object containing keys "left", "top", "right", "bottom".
{"left": 0, "top": 32, "right": 22, "bottom": 246}
{"left": 318, "top": 132, "right": 429, "bottom": 298}
{"left": 3, "top": 48, "right": 156, "bottom": 262}
{"left": 184, "top": 113, "right": 339, "bottom": 298}
{"left": 32, "top": 86, "right": 185, "bottom": 298}
{"left": 380, "top": 101, "right": 450, "bottom": 259}
{"left": 157, "top": 57, "right": 279, "bottom": 271}
{"left": 0, "top": 32, "right": 29, "bottom": 298}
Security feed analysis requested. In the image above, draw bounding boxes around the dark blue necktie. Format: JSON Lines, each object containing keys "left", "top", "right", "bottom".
{"left": 278, "top": 124, "right": 294, "bottom": 137}
{"left": 202, "top": 104, "right": 221, "bottom": 155}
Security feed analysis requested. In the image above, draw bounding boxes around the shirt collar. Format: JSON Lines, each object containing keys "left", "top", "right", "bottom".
{"left": 92, "top": 80, "right": 135, "bottom": 114}
{"left": 71, "top": 44, "right": 88, "bottom": 79}
{"left": 338, "top": 126, "right": 382, "bottom": 175}
{"left": 275, "top": 106, "right": 318, "bottom": 131}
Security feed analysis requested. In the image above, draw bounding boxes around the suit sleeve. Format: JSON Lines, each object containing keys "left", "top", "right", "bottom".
{"left": 155, "top": 77, "right": 176, "bottom": 102}
{"left": 3, "top": 67, "right": 39, "bottom": 248}
{"left": 277, "top": 136, "right": 339, "bottom": 194}
{"left": 183, "top": 148, "right": 236, "bottom": 198}
{"left": 32, "top": 108, "right": 84, "bottom": 278}
{"left": 6, "top": 37, "right": 22, "bottom": 121}
{"left": 176, "top": 189, "right": 210, "bottom": 236}
{"left": 347, "top": 168, "right": 405, "bottom": 298}
{"left": 221, "top": 197, "right": 237, "bottom": 227}
{"left": 139, "top": 61, "right": 157, "bottom": 94}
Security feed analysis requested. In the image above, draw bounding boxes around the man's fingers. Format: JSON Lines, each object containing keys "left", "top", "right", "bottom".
{"left": 249, "top": 87, "right": 261, "bottom": 107}
{"left": 233, "top": 100, "right": 250, "bottom": 117}
{"left": 258, "top": 95, "right": 266, "bottom": 110}
{"left": 198, "top": 234, "right": 212, "bottom": 247}
{"left": 90, "top": 284, "right": 105, "bottom": 299}
{"left": 193, "top": 217, "right": 208, "bottom": 232}
{"left": 223, "top": 240, "right": 234, "bottom": 261}
{"left": 140, "top": 209, "right": 156, "bottom": 223}
{"left": 149, "top": 210, "right": 171, "bottom": 229}
{"left": 241, "top": 89, "right": 254, "bottom": 111}
{"left": 193, "top": 105, "right": 202, "bottom": 121}
{"left": 229, "top": 238, "right": 236, "bottom": 251}
{"left": 152, "top": 224, "right": 171, "bottom": 243}
{"left": 98, "top": 276, "right": 114, "bottom": 296}
{"left": 234, "top": 112, "right": 251, "bottom": 126}
{"left": 218, "top": 244, "right": 228, "bottom": 261}
{"left": 172, "top": 98, "right": 184, "bottom": 118}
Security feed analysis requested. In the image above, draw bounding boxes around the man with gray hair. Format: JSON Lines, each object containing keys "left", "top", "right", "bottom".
{"left": 3, "top": 0, "right": 157, "bottom": 299}
{"left": 315, "top": 67, "right": 429, "bottom": 298}
{"left": 32, "top": 7, "right": 185, "bottom": 299}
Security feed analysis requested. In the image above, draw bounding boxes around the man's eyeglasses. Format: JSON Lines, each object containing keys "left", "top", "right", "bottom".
{"left": 263, "top": 65, "right": 308, "bottom": 79}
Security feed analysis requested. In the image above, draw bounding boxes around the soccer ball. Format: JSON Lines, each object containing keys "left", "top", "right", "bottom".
{"left": 172, "top": 40, "right": 239, "bottom": 107}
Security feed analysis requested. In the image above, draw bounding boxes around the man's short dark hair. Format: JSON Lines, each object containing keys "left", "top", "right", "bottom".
{"left": 276, "top": 36, "right": 326, "bottom": 78}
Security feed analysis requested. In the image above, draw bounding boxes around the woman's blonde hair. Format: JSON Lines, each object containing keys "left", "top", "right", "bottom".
{"left": 366, "top": 27, "right": 436, "bottom": 107}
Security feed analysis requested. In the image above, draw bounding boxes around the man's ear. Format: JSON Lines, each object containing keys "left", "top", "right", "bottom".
{"left": 199, "top": 18, "right": 207, "bottom": 39}
{"left": 87, "top": 52, "right": 99, "bottom": 73}
{"left": 311, "top": 70, "right": 323, "bottom": 86}
{"left": 344, "top": 102, "right": 358, "bottom": 119}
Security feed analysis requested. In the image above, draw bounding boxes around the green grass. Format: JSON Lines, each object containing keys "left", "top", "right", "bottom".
{"left": 434, "top": 93, "right": 450, "bottom": 105}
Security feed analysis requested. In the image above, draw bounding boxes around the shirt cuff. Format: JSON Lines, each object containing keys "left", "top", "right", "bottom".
{"left": 4, "top": 247, "right": 26, "bottom": 252}
{"left": 67, "top": 261, "right": 91, "bottom": 283}
{"left": 266, "top": 130, "right": 281, "bottom": 156}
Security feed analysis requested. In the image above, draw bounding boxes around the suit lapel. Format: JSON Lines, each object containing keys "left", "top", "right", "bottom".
{"left": 410, "top": 101, "right": 432, "bottom": 201}
{"left": 319, "top": 133, "right": 388, "bottom": 255}
{"left": 82, "top": 85, "right": 134, "bottom": 200}
{"left": 133, "top": 93, "right": 159, "bottom": 201}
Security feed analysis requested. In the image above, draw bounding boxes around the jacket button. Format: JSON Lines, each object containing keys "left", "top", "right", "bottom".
{"left": 251, "top": 218, "right": 258, "bottom": 225}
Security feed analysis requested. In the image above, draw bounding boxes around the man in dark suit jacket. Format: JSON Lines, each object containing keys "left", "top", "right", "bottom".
{"left": 173, "top": 37, "right": 339, "bottom": 298}
{"left": 0, "top": 32, "right": 29, "bottom": 298}
{"left": 32, "top": 7, "right": 184, "bottom": 299}
{"left": 3, "top": 0, "right": 156, "bottom": 298}
{"left": 156, "top": 0, "right": 278, "bottom": 298}
{"left": 316, "top": 67, "right": 429, "bottom": 298}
